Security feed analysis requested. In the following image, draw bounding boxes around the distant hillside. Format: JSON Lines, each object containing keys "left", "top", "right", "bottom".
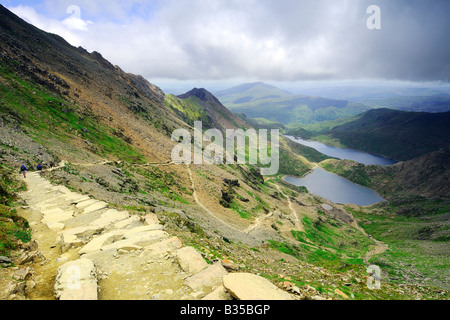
{"left": 216, "top": 82, "right": 369, "bottom": 125}
{"left": 323, "top": 108, "right": 450, "bottom": 161}
{"left": 320, "top": 146, "right": 450, "bottom": 199}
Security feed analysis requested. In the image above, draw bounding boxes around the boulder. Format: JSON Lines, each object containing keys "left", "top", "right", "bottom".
{"left": 143, "top": 213, "right": 160, "bottom": 225}
{"left": 143, "top": 237, "right": 183, "bottom": 256}
{"left": 222, "top": 273, "right": 294, "bottom": 300}
{"left": 185, "top": 262, "right": 228, "bottom": 291}
{"left": 202, "top": 285, "right": 233, "bottom": 300}
{"left": 46, "top": 222, "right": 65, "bottom": 231}
{"left": 114, "top": 215, "right": 142, "bottom": 229}
{"left": 75, "top": 199, "right": 99, "bottom": 210}
{"left": 176, "top": 246, "right": 208, "bottom": 275}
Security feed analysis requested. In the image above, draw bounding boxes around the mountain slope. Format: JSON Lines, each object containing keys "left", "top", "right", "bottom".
{"left": 324, "top": 108, "right": 450, "bottom": 161}
{"left": 0, "top": 4, "right": 190, "bottom": 164}
{"left": 165, "top": 87, "right": 250, "bottom": 132}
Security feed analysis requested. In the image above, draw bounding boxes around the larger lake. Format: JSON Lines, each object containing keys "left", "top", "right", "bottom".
{"left": 285, "top": 135, "right": 397, "bottom": 166}
{"left": 284, "top": 135, "right": 395, "bottom": 205}
{"left": 284, "top": 168, "right": 385, "bottom": 206}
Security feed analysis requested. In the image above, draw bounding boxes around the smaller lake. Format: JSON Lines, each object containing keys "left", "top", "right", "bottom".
{"left": 285, "top": 135, "right": 397, "bottom": 166}
{"left": 285, "top": 167, "right": 385, "bottom": 206}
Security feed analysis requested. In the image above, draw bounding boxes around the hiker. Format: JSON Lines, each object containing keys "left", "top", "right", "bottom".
{"left": 37, "top": 163, "right": 43, "bottom": 171}
{"left": 20, "top": 164, "right": 27, "bottom": 178}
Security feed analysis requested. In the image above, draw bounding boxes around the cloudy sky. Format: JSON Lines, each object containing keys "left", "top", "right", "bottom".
{"left": 2, "top": 0, "right": 450, "bottom": 91}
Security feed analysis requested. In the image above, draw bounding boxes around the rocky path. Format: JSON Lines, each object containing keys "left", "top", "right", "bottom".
{"left": 13, "top": 168, "right": 295, "bottom": 300}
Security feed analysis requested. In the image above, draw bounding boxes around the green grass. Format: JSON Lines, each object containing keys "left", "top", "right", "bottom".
{"left": 268, "top": 212, "right": 374, "bottom": 271}
{"left": 164, "top": 94, "right": 212, "bottom": 128}
{"left": 0, "top": 164, "right": 30, "bottom": 257}
{"left": 131, "top": 166, "right": 191, "bottom": 204}
{"left": 320, "top": 159, "right": 372, "bottom": 187}
{"left": 347, "top": 204, "right": 450, "bottom": 290}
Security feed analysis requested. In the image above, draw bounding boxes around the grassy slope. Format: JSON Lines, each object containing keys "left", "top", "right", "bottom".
{"left": 0, "top": 163, "right": 29, "bottom": 257}
{"left": 347, "top": 204, "right": 450, "bottom": 290}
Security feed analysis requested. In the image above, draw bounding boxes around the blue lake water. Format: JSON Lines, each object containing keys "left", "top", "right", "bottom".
{"left": 284, "top": 168, "right": 385, "bottom": 206}
{"left": 285, "top": 135, "right": 397, "bottom": 166}
{"left": 284, "top": 135, "right": 394, "bottom": 205}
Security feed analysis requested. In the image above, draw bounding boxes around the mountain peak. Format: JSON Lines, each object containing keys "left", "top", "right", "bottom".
{"left": 177, "top": 88, "right": 221, "bottom": 104}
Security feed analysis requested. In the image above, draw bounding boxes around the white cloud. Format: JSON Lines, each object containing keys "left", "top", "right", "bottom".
{"left": 7, "top": 0, "right": 450, "bottom": 82}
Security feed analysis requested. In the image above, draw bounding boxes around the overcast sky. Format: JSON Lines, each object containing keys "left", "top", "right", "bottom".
{"left": 3, "top": 0, "right": 450, "bottom": 91}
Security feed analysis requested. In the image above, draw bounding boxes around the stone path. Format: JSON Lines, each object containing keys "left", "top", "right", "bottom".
{"left": 18, "top": 170, "right": 295, "bottom": 300}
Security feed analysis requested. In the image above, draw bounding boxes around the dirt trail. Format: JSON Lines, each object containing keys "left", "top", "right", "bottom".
{"left": 275, "top": 184, "right": 303, "bottom": 232}
{"left": 363, "top": 238, "right": 389, "bottom": 264}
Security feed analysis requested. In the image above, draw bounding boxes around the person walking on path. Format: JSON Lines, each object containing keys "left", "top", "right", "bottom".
{"left": 37, "top": 163, "right": 43, "bottom": 171}
{"left": 20, "top": 164, "right": 27, "bottom": 178}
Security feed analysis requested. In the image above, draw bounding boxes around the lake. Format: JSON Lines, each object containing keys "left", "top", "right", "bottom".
{"left": 284, "top": 135, "right": 394, "bottom": 205}
{"left": 285, "top": 135, "right": 397, "bottom": 166}
{"left": 284, "top": 167, "right": 385, "bottom": 206}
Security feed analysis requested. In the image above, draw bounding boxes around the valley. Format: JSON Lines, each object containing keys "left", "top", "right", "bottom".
{"left": 0, "top": 4, "right": 448, "bottom": 301}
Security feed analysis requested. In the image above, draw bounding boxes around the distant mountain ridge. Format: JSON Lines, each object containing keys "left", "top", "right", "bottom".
{"left": 215, "top": 82, "right": 370, "bottom": 125}
{"left": 215, "top": 82, "right": 293, "bottom": 105}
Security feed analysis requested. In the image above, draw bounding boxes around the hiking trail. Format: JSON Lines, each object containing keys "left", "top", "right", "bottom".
{"left": 12, "top": 163, "right": 295, "bottom": 300}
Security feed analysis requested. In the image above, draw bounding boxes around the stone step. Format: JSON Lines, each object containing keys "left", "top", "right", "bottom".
{"left": 75, "top": 199, "right": 100, "bottom": 210}
{"left": 89, "top": 209, "right": 129, "bottom": 229}
{"left": 222, "top": 273, "right": 294, "bottom": 300}
{"left": 82, "top": 201, "right": 108, "bottom": 214}
{"left": 60, "top": 226, "right": 105, "bottom": 252}
{"left": 78, "top": 230, "right": 125, "bottom": 255}
{"left": 101, "top": 229, "right": 168, "bottom": 252}
{"left": 41, "top": 209, "right": 74, "bottom": 224}
{"left": 54, "top": 258, "right": 98, "bottom": 300}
